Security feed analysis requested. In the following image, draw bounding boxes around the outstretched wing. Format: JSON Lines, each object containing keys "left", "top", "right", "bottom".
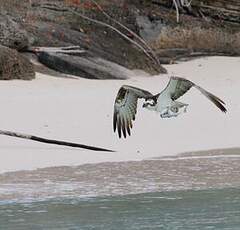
{"left": 160, "top": 76, "right": 227, "bottom": 112}
{"left": 159, "top": 76, "right": 194, "bottom": 100}
{"left": 113, "top": 85, "right": 153, "bottom": 138}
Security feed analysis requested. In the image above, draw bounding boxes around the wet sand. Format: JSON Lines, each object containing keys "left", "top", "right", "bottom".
{"left": 1, "top": 147, "right": 240, "bottom": 203}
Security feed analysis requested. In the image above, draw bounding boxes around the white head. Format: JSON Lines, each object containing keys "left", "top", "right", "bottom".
{"left": 142, "top": 99, "right": 156, "bottom": 111}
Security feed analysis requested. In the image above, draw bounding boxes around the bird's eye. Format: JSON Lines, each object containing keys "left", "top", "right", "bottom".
{"left": 171, "top": 107, "right": 178, "bottom": 113}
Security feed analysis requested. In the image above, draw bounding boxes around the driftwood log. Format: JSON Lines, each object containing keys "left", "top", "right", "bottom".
{"left": 27, "top": 46, "right": 134, "bottom": 79}
{"left": 152, "top": 0, "right": 240, "bottom": 24}
{"left": 191, "top": 0, "right": 240, "bottom": 24}
{"left": 0, "top": 130, "right": 114, "bottom": 152}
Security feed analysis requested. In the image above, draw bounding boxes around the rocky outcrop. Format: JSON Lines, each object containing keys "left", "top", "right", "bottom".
{"left": 35, "top": 47, "right": 135, "bottom": 79}
{"left": 0, "top": 45, "right": 35, "bottom": 80}
{"left": 37, "top": 48, "right": 132, "bottom": 79}
{"left": 0, "top": 14, "right": 29, "bottom": 50}
{"left": 0, "top": 0, "right": 239, "bottom": 80}
{"left": 136, "top": 15, "right": 165, "bottom": 42}
{"left": 22, "top": 1, "right": 166, "bottom": 75}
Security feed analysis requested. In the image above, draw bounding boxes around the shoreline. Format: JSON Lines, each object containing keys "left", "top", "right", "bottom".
{"left": 0, "top": 147, "right": 239, "bottom": 203}
{"left": 0, "top": 56, "right": 239, "bottom": 173}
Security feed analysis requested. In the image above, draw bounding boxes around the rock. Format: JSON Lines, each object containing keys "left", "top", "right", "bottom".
{"left": 0, "top": 14, "right": 29, "bottom": 50}
{"left": 136, "top": 15, "right": 165, "bottom": 42}
{"left": 0, "top": 45, "right": 35, "bottom": 80}
{"left": 22, "top": 1, "right": 166, "bottom": 75}
{"left": 2, "top": 0, "right": 239, "bottom": 76}
{"left": 37, "top": 50, "right": 132, "bottom": 79}
{"left": 27, "top": 21, "right": 88, "bottom": 47}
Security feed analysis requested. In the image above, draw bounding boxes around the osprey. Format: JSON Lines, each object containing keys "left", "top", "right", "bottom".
{"left": 113, "top": 76, "right": 226, "bottom": 138}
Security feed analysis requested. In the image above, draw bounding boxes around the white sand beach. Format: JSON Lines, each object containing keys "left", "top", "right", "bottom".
{"left": 0, "top": 56, "right": 239, "bottom": 173}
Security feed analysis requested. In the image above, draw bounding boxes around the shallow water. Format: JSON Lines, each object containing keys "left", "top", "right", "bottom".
{"left": 1, "top": 150, "right": 240, "bottom": 229}
{"left": 1, "top": 188, "right": 240, "bottom": 230}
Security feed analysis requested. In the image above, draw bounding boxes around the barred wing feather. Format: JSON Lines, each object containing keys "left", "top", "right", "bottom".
{"left": 161, "top": 77, "right": 226, "bottom": 112}
{"left": 161, "top": 76, "right": 194, "bottom": 100}
{"left": 113, "top": 85, "right": 153, "bottom": 138}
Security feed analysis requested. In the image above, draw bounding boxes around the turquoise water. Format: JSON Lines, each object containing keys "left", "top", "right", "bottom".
{"left": 1, "top": 152, "right": 240, "bottom": 229}
{"left": 1, "top": 188, "right": 240, "bottom": 230}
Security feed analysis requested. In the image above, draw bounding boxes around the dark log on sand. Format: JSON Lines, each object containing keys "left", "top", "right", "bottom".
{"left": 27, "top": 46, "right": 132, "bottom": 79}
{"left": 0, "top": 130, "right": 114, "bottom": 152}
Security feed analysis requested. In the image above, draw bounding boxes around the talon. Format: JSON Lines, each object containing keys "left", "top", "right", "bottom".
{"left": 184, "top": 106, "right": 188, "bottom": 113}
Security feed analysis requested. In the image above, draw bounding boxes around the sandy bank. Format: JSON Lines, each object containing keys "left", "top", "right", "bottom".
{"left": 0, "top": 56, "right": 239, "bottom": 172}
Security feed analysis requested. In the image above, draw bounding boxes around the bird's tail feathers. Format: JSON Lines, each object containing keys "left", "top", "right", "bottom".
{"left": 195, "top": 85, "right": 227, "bottom": 113}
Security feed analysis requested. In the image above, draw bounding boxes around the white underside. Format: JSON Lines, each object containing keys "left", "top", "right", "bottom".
{"left": 145, "top": 92, "right": 188, "bottom": 118}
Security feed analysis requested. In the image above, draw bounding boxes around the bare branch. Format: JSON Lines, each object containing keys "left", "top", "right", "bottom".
{"left": 89, "top": 0, "right": 161, "bottom": 67}
{"left": 172, "top": 0, "right": 193, "bottom": 22}
{"left": 0, "top": 129, "right": 114, "bottom": 152}
{"left": 173, "top": 0, "right": 180, "bottom": 23}
{"left": 39, "top": 3, "right": 161, "bottom": 71}
{"left": 181, "top": 0, "right": 193, "bottom": 7}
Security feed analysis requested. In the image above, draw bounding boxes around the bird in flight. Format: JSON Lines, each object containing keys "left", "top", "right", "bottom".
{"left": 113, "top": 76, "right": 226, "bottom": 138}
